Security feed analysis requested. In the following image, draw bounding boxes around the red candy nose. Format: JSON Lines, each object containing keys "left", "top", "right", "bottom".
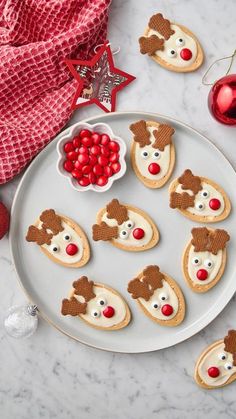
{"left": 209, "top": 198, "right": 221, "bottom": 210}
{"left": 208, "top": 366, "right": 220, "bottom": 378}
{"left": 148, "top": 163, "right": 160, "bottom": 175}
{"left": 133, "top": 228, "right": 145, "bottom": 240}
{"left": 66, "top": 243, "right": 78, "bottom": 256}
{"left": 103, "top": 306, "right": 115, "bottom": 318}
{"left": 196, "top": 269, "right": 208, "bottom": 281}
{"left": 180, "top": 48, "right": 192, "bottom": 61}
{"left": 161, "top": 304, "right": 173, "bottom": 316}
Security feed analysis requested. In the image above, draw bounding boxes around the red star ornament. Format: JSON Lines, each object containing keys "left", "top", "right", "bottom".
{"left": 65, "top": 41, "right": 136, "bottom": 113}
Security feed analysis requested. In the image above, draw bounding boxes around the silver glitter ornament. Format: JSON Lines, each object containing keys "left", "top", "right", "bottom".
{"left": 4, "top": 304, "right": 38, "bottom": 338}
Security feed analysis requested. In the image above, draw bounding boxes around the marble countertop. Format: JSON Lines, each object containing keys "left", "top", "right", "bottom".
{"left": 1, "top": 0, "right": 236, "bottom": 418}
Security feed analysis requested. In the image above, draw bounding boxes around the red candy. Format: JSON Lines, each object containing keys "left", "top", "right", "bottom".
{"left": 80, "top": 129, "right": 91, "bottom": 138}
{"left": 82, "top": 136, "right": 93, "bottom": 147}
{"left": 93, "top": 164, "right": 103, "bottom": 176}
{"left": 78, "top": 154, "right": 89, "bottom": 165}
{"left": 64, "top": 141, "right": 74, "bottom": 153}
{"left": 91, "top": 133, "right": 101, "bottom": 144}
{"left": 109, "top": 152, "right": 119, "bottom": 163}
{"left": 98, "top": 155, "right": 109, "bottom": 166}
{"left": 66, "top": 243, "right": 78, "bottom": 256}
{"left": 101, "top": 134, "right": 110, "bottom": 146}
{"left": 78, "top": 177, "right": 90, "bottom": 187}
{"left": 82, "top": 165, "right": 92, "bottom": 175}
{"left": 161, "top": 304, "right": 174, "bottom": 317}
{"left": 78, "top": 146, "right": 88, "bottom": 154}
{"left": 208, "top": 367, "right": 220, "bottom": 378}
{"left": 72, "top": 137, "right": 80, "bottom": 148}
{"left": 197, "top": 269, "right": 208, "bottom": 281}
{"left": 89, "top": 155, "right": 98, "bottom": 166}
{"left": 100, "top": 146, "right": 110, "bottom": 157}
{"left": 67, "top": 151, "right": 78, "bottom": 161}
{"left": 96, "top": 175, "right": 108, "bottom": 186}
{"left": 74, "top": 161, "right": 83, "bottom": 170}
{"left": 90, "top": 145, "right": 101, "bottom": 155}
{"left": 103, "top": 306, "right": 115, "bottom": 318}
{"left": 104, "top": 166, "right": 113, "bottom": 177}
{"left": 133, "top": 228, "right": 145, "bottom": 240}
{"left": 111, "top": 162, "right": 121, "bottom": 173}
{"left": 180, "top": 48, "right": 192, "bottom": 61}
{"left": 148, "top": 163, "right": 160, "bottom": 175}
{"left": 71, "top": 169, "right": 82, "bottom": 179}
{"left": 109, "top": 141, "right": 120, "bottom": 152}
{"left": 209, "top": 198, "right": 221, "bottom": 210}
{"left": 89, "top": 172, "right": 96, "bottom": 184}
{"left": 63, "top": 160, "right": 74, "bottom": 172}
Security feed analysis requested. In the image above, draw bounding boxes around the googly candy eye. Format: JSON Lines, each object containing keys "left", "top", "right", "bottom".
{"left": 224, "top": 362, "right": 233, "bottom": 371}
{"left": 141, "top": 150, "right": 149, "bottom": 159}
{"left": 201, "top": 190, "right": 210, "bottom": 199}
{"left": 195, "top": 201, "right": 205, "bottom": 211}
{"left": 167, "top": 49, "right": 177, "bottom": 58}
{"left": 192, "top": 257, "right": 201, "bottom": 266}
{"left": 218, "top": 352, "right": 227, "bottom": 361}
{"left": 159, "top": 292, "right": 168, "bottom": 301}
{"left": 176, "top": 37, "right": 185, "bottom": 47}
{"left": 119, "top": 230, "right": 128, "bottom": 239}
{"left": 125, "top": 220, "right": 134, "bottom": 229}
{"left": 152, "top": 301, "right": 159, "bottom": 310}
{"left": 152, "top": 151, "right": 160, "bottom": 160}
{"left": 51, "top": 244, "right": 60, "bottom": 252}
{"left": 97, "top": 297, "right": 107, "bottom": 306}
{"left": 91, "top": 309, "right": 101, "bottom": 318}
{"left": 63, "top": 234, "right": 71, "bottom": 241}
{"left": 204, "top": 259, "right": 214, "bottom": 269}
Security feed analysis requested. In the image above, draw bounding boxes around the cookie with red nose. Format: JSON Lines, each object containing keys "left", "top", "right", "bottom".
{"left": 26, "top": 209, "right": 90, "bottom": 267}
{"left": 92, "top": 199, "right": 159, "bottom": 252}
{"left": 195, "top": 330, "right": 236, "bottom": 389}
{"left": 61, "top": 276, "right": 131, "bottom": 330}
{"left": 182, "top": 227, "right": 230, "bottom": 293}
{"left": 129, "top": 120, "right": 175, "bottom": 188}
{"left": 169, "top": 169, "right": 231, "bottom": 223}
{"left": 127, "top": 265, "right": 185, "bottom": 326}
{"left": 139, "top": 12, "right": 204, "bottom": 72}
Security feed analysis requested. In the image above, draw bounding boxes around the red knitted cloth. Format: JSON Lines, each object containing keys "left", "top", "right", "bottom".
{"left": 0, "top": 0, "right": 111, "bottom": 184}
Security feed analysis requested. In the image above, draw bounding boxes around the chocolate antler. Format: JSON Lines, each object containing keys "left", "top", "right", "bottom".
{"left": 170, "top": 192, "right": 195, "bottom": 209}
{"left": 143, "top": 265, "right": 164, "bottom": 290}
{"left": 106, "top": 199, "right": 129, "bottom": 225}
{"left": 73, "top": 276, "right": 96, "bottom": 302}
{"left": 40, "top": 209, "right": 64, "bottom": 235}
{"left": 148, "top": 13, "right": 175, "bottom": 40}
{"left": 92, "top": 222, "right": 118, "bottom": 241}
{"left": 128, "top": 265, "right": 165, "bottom": 301}
{"left": 127, "top": 278, "right": 153, "bottom": 301}
{"left": 191, "top": 228, "right": 230, "bottom": 255}
{"left": 178, "top": 169, "right": 202, "bottom": 195}
{"left": 61, "top": 297, "right": 87, "bottom": 316}
{"left": 153, "top": 124, "right": 175, "bottom": 151}
{"left": 224, "top": 330, "right": 236, "bottom": 366}
{"left": 129, "top": 120, "right": 151, "bottom": 148}
{"left": 26, "top": 225, "right": 53, "bottom": 245}
{"left": 139, "top": 35, "right": 164, "bottom": 55}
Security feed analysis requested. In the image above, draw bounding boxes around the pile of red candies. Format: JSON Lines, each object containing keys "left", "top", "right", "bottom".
{"left": 63, "top": 129, "right": 121, "bottom": 187}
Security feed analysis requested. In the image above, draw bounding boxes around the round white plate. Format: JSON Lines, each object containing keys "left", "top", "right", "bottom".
{"left": 10, "top": 112, "right": 236, "bottom": 353}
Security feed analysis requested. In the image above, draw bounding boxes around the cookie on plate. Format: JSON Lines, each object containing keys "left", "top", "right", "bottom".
{"left": 195, "top": 330, "right": 236, "bottom": 389}
{"left": 92, "top": 198, "right": 159, "bottom": 252}
{"left": 61, "top": 276, "right": 131, "bottom": 330}
{"left": 129, "top": 120, "right": 175, "bottom": 188}
{"left": 182, "top": 227, "right": 230, "bottom": 293}
{"left": 127, "top": 265, "right": 185, "bottom": 326}
{"left": 139, "top": 12, "right": 204, "bottom": 72}
{"left": 169, "top": 169, "right": 231, "bottom": 222}
{"left": 26, "top": 209, "right": 90, "bottom": 267}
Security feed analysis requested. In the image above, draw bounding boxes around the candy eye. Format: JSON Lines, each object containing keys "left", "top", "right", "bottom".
{"left": 152, "top": 151, "right": 160, "bottom": 160}
{"left": 167, "top": 49, "right": 177, "bottom": 58}
{"left": 51, "top": 244, "right": 59, "bottom": 252}
{"left": 204, "top": 259, "right": 213, "bottom": 269}
{"left": 218, "top": 352, "right": 227, "bottom": 361}
{"left": 97, "top": 298, "right": 107, "bottom": 306}
{"left": 195, "top": 201, "right": 205, "bottom": 211}
{"left": 192, "top": 257, "right": 201, "bottom": 266}
{"left": 91, "top": 309, "right": 100, "bottom": 318}
{"left": 141, "top": 150, "right": 149, "bottom": 159}
{"left": 201, "top": 190, "right": 209, "bottom": 199}
{"left": 152, "top": 301, "right": 159, "bottom": 309}
{"left": 224, "top": 362, "right": 233, "bottom": 371}
{"left": 159, "top": 292, "right": 168, "bottom": 301}
{"left": 119, "top": 230, "right": 128, "bottom": 239}
{"left": 176, "top": 37, "right": 185, "bottom": 47}
{"left": 63, "top": 234, "right": 71, "bottom": 241}
{"left": 125, "top": 220, "right": 134, "bottom": 229}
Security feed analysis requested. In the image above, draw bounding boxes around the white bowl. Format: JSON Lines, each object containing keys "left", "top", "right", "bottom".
{"left": 57, "top": 122, "right": 127, "bottom": 192}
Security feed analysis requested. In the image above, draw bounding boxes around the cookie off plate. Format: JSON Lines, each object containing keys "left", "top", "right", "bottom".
{"left": 10, "top": 112, "right": 236, "bottom": 353}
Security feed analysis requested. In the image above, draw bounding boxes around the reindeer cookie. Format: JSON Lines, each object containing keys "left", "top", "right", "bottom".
{"left": 92, "top": 199, "right": 159, "bottom": 252}
{"left": 26, "top": 209, "right": 90, "bottom": 267}
{"left": 127, "top": 265, "right": 185, "bottom": 326}
{"left": 169, "top": 169, "right": 231, "bottom": 223}
{"left": 195, "top": 330, "right": 236, "bottom": 389}
{"left": 139, "top": 12, "right": 203, "bottom": 72}
{"left": 61, "top": 276, "right": 131, "bottom": 330}
{"left": 182, "top": 228, "right": 230, "bottom": 293}
{"left": 129, "top": 120, "right": 175, "bottom": 188}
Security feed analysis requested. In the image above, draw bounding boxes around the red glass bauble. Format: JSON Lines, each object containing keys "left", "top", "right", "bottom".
{"left": 208, "top": 74, "right": 236, "bottom": 125}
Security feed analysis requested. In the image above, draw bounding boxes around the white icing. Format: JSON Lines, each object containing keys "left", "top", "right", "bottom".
{"left": 148, "top": 24, "right": 197, "bottom": 68}
{"left": 41, "top": 221, "right": 84, "bottom": 263}
{"left": 74, "top": 286, "right": 126, "bottom": 328}
{"left": 139, "top": 281, "right": 179, "bottom": 320}
{"left": 198, "top": 342, "right": 236, "bottom": 386}
{"left": 102, "top": 209, "right": 153, "bottom": 247}
{"left": 175, "top": 182, "right": 225, "bottom": 217}
{"left": 187, "top": 246, "right": 223, "bottom": 285}
{"left": 134, "top": 127, "right": 171, "bottom": 180}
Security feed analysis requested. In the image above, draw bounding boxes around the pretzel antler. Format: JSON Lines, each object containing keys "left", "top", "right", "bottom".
{"left": 208, "top": 229, "right": 230, "bottom": 255}
{"left": 128, "top": 266, "right": 165, "bottom": 301}
{"left": 92, "top": 222, "right": 118, "bottom": 241}
{"left": 129, "top": 120, "right": 151, "bottom": 148}
{"left": 26, "top": 225, "right": 53, "bottom": 245}
{"left": 73, "top": 276, "right": 96, "bottom": 302}
{"left": 127, "top": 278, "right": 153, "bottom": 301}
{"left": 139, "top": 35, "right": 164, "bottom": 55}
{"left": 142, "top": 265, "right": 164, "bottom": 290}
{"left": 224, "top": 330, "right": 236, "bottom": 366}
{"left": 191, "top": 228, "right": 230, "bottom": 255}
{"left": 170, "top": 192, "right": 195, "bottom": 209}
{"left": 148, "top": 13, "right": 175, "bottom": 40}
{"left": 178, "top": 169, "right": 202, "bottom": 195}
{"left": 106, "top": 199, "right": 129, "bottom": 225}
{"left": 61, "top": 297, "right": 87, "bottom": 316}
{"left": 191, "top": 227, "right": 209, "bottom": 252}
{"left": 153, "top": 124, "right": 175, "bottom": 151}
{"left": 40, "top": 209, "right": 64, "bottom": 235}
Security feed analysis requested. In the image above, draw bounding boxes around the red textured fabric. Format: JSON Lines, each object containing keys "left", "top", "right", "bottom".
{"left": 0, "top": 0, "right": 111, "bottom": 184}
